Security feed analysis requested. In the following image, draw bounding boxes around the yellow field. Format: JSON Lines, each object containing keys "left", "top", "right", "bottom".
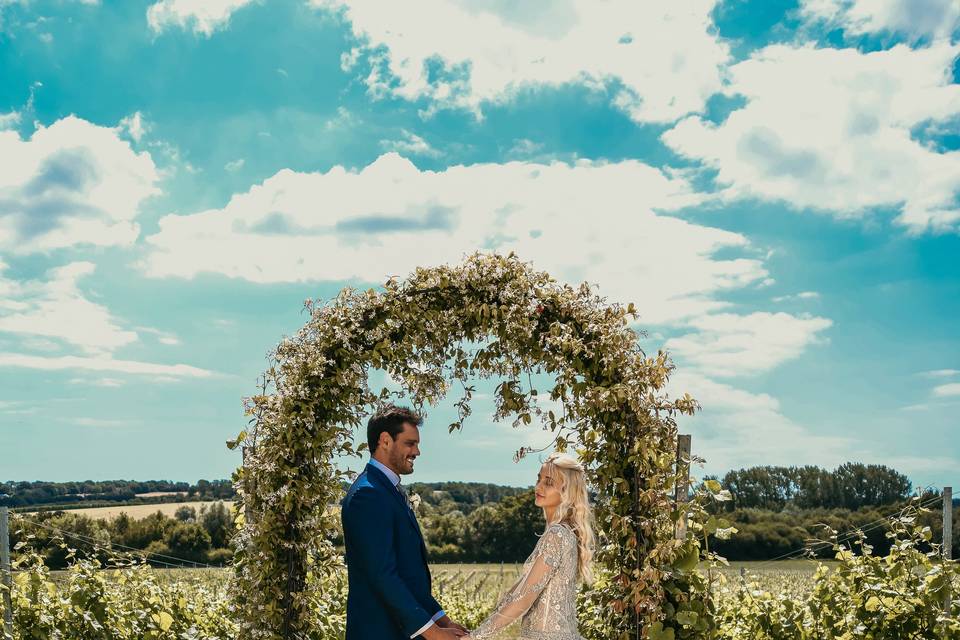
{"left": 31, "top": 501, "right": 235, "bottom": 520}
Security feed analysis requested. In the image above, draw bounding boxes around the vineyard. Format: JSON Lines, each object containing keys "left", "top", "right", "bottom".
{"left": 4, "top": 500, "right": 958, "bottom": 640}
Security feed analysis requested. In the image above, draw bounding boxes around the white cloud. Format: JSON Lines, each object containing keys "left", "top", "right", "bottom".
{"left": 136, "top": 326, "right": 181, "bottom": 345}
{"left": 119, "top": 111, "right": 149, "bottom": 143}
{"left": 0, "top": 111, "right": 19, "bottom": 130}
{"left": 0, "top": 261, "right": 209, "bottom": 382}
{"left": 315, "top": 0, "right": 728, "bottom": 123}
{"left": 673, "top": 373, "right": 958, "bottom": 483}
{"left": 672, "top": 372, "right": 858, "bottom": 472}
{"left": 0, "top": 352, "right": 217, "bottom": 378}
{"left": 799, "top": 0, "right": 960, "bottom": 40}
{"left": 507, "top": 138, "right": 545, "bottom": 157}
{"left": 772, "top": 290, "right": 820, "bottom": 302}
{"left": 921, "top": 368, "right": 959, "bottom": 378}
{"left": 143, "top": 152, "right": 770, "bottom": 324}
{"left": 0, "top": 261, "right": 137, "bottom": 353}
{"left": 324, "top": 106, "right": 358, "bottom": 131}
{"left": 74, "top": 417, "right": 132, "bottom": 427}
{"left": 0, "top": 115, "right": 160, "bottom": 253}
{"left": 69, "top": 376, "right": 126, "bottom": 387}
{"left": 224, "top": 158, "right": 245, "bottom": 172}
{"left": 933, "top": 382, "right": 960, "bottom": 397}
{"left": 379, "top": 130, "right": 442, "bottom": 158}
{"left": 666, "top": 311, "right": 832, "bottom": 377}
{"left": 663, "top": 42, "right": 960, "bottom": 232}
{"left": 0, "top": 400, "right": 35, "bottom": 415}
{"left": 147, "top": 0, "right": 256, "bottom": 36}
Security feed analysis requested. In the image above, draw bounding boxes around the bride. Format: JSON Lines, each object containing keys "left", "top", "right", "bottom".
{"left": 466, "top": 452, "right": 595, "bottom": 640}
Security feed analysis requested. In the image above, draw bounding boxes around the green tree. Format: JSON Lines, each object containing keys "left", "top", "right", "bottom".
{"left": 200, "top": 501, "right": 233, "bottom": 549}
{"left": 175, "top": 505, "right": 197, "bottom": 522}
{"left": 165, "top": 522, "right": 211, "bottom": 562}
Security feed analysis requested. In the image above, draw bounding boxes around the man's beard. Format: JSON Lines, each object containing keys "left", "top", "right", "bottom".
{"left": 392, "top": 452, "right": 414, "bottom": 474}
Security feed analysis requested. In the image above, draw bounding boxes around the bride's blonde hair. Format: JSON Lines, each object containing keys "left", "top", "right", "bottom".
{"left": 542, "top": 451, "right": 595, "bottom": 584}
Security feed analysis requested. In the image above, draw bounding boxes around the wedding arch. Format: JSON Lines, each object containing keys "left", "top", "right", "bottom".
{"left": 230, "top": 253, "right": 714, "bottom": 640}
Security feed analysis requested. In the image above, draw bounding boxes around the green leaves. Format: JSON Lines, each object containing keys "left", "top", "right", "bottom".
{"left": 225, "top": 430, "right": 247, "bottom": 450}
{"left": 713, "top": 502, "right": 960, "bottom": 640}
{"left": 673, "top": 545, "right": 701, "bottom": 572}
{"left": 648, "top": 621, "right": 676, "bottom": 640}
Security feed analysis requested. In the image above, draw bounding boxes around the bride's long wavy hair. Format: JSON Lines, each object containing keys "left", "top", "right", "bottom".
{"left": 541, "top": 451, "right": 595, "bottom": 584}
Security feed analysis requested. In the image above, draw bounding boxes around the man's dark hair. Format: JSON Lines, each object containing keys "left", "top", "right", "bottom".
{"left": 367, "top": 404, "right": 422, "bottom": 454}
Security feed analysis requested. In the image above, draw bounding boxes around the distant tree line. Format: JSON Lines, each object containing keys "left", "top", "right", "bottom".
{"left": 1, "top": 479, "right": 235, "bottom": 509}
{"left": 8, "top": 463, "right": 955, "bottom": 564}
{"left": 404, "top": 481, "right": 529, "bottom": 514}
{"left": 11, "top": 502, "right": 235, "bottom": 568}
{"left": 708, "top": 500, "right": 959, "bottom": 560}
{"left": 702, "top": 463, "right": 913, "bottom": 511}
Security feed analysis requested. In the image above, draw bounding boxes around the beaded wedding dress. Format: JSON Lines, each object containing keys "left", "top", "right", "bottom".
{"left": 469, "top": 522, "right": 584, "bottom": 640}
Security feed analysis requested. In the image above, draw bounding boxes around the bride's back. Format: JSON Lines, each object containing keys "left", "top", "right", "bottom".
{"left": 518, "top": 522, "right": 583, "bottom": 638}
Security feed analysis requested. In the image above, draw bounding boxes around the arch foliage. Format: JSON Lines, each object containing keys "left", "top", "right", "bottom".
{"left": 231, "top": 253, "right": 716, "bottom": 640}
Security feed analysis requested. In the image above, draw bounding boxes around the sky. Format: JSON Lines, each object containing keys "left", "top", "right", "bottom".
{"left": 1, "top": 0, "right": 958, "bottom": 490}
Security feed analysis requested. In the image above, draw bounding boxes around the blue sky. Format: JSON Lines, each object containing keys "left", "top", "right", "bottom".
{"left": 1, "top": 0, "right": 958, "bottom": 490}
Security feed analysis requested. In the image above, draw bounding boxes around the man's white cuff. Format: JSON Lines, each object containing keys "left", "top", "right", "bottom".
{"left": 410, "top": 610, "right": 446, "bottom": 638}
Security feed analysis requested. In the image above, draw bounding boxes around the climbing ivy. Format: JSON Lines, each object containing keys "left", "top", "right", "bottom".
{"left": 230, "top": 253, "right": 711, "bottom": 639}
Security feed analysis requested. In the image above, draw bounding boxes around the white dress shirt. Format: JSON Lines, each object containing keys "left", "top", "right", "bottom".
{"left": 368, "top": 458, "right": 445, "bottom": 638}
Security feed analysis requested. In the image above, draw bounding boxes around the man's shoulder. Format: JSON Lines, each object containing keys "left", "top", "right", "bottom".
{"left": 343, "top": 470, "right": 385, "bottom": 506}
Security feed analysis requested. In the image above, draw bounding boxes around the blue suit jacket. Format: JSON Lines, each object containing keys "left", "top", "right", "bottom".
{"left": 341, "top": 463, "right": 443, "bottom": 639}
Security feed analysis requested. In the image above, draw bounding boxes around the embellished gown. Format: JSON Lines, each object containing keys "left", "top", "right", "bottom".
{"left": 470, "top": 523, "right": 584, "bottom": 640}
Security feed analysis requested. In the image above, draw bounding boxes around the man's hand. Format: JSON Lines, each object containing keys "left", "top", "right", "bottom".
{"left": 421, "top": 625, "right": 466, "bottom": 640}
{"left": 436, "top": 615, "right": 469, "bottom": 636}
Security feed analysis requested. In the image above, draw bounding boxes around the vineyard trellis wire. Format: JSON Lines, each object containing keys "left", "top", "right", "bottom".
{"left": 749, "top": 490, "right": 947, "bottom": 569}
{"left": 9, "top": 512, "right": 220, "bottom": 570}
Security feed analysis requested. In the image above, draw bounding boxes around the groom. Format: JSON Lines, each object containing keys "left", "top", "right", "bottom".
{"left": 341, "top": 404, "right": 469, "bottom": 639}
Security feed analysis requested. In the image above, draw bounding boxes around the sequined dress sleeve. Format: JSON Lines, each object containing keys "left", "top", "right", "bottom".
{"left": 469, "top": 524, "right": 579, "bottom": 640}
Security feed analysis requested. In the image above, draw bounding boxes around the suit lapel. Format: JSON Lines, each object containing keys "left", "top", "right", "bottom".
{"left": 365, "top": 463, "right": 430, "bottom": 563}
{"left": 366, "top": 464, "right": 425, "bottom": 535}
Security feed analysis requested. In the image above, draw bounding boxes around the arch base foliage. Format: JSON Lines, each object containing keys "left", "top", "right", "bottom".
{"left": 231, "top": 253, "right": 716, "bottom": 640}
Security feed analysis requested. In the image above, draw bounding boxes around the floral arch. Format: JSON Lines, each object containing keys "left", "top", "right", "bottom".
{"left": 231, "top": 253, "right": 714, "bottom": 640}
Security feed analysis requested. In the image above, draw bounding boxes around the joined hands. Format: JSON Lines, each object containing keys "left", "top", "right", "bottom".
{"left": 423, "top": 615, "right": 470, "bottom": 639}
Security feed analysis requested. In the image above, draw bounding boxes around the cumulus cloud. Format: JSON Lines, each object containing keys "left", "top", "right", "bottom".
{"left": 671, "top": 372, "right": 858, "bottom": 471}
{"left": 147, "top": 0, "right": 256, "bottom": 36}
{"left": 0, "top": 115, "right": 160, "bottom": 253}
{"left": 662, "top": 42, "right": 960, "bottom": 232}
{"left": 666, "top": 311, "right": 833, "bottom": 377}
{"left": 315, "top": 0, "right": 728, "bottom": 123}
{"left": 799, "top": 0, "right": 960, "bottom": 40}
{"left": 143, "top": 152, "right": 770, "bottom": 324}
{"left": 672, "top": 372, "right": 959, "bottom": 479}
{"left": 0, "top": 110, "right": 20, "bottom": 130}
{"left": 0, "top": 261, "right": 137, "bottom": 353}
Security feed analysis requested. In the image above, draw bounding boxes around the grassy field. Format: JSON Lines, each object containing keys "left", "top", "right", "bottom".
{"left": 29, "top": 500, "right": 235, "bottom": 520}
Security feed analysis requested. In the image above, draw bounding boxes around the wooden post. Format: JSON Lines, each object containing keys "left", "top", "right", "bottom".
{"left": 944, "top": 486, "right": 953, "bottom": 619}
{"left": 1, "top": 506, "right": 13, "bottom": 640}
{"left": 242, "top": 446, "right": 254, "bottom": 526}
{"left": 675, "top": 434, "right": 692, "bottom": 540}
